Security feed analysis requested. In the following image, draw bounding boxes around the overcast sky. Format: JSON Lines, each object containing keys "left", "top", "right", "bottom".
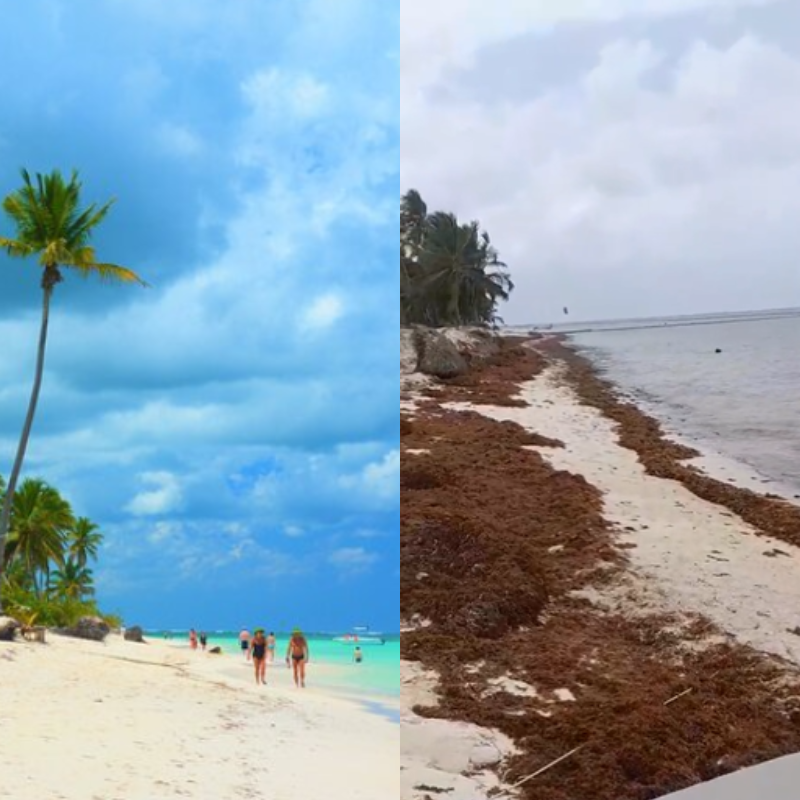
{"left": 0, "top": 0, "right": 398, "bottom": 630}
{"left": 401, "top": 0, "right": 800, "bottom": 324}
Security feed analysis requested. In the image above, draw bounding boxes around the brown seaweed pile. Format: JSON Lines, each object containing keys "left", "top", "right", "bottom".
{"left": 401, "top": 339, "right": 800, "bottom": 800}
{"left": 548, "top": 340, "right": 800, "bottom": 549}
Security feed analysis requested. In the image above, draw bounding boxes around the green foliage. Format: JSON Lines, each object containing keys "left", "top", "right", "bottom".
{"left": 0, "top": 474, "right": 117, "bottom": 625}
{"left": 401, "top": 189, "right": 514, "bottom": 327}
{"left": 1, "top": 580, "right": 107, "bottom": 627}
{"left": 0, "top": 169, "right": 145, "bottom": 284}
{"left": 0, "top": 167, "right": 146, "bottom": 610}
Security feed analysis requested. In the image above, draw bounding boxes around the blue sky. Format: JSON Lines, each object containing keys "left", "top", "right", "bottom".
{"left": 0, "top": 0, "right": 399, "bottom": 631}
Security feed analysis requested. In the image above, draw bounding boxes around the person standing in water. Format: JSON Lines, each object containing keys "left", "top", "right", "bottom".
{"left": 189, "top": 629, "right": 198, "bottom": 651}
{"left": 353, "top": 646, "right": 363, "bottom": 664}
{"left": 239, "top": 628, "right": 251, "bottom": 660}
{"left": 266, "top": 632, "right": 276, "bottom": 664}
{"left": 250, "top": 629, "right": 268, "bottom": 685}
{"left": 286, "top": 629, "right": 309, "bottom": 688}
{"left": 199, "top": 631, "right": 207, "bottom": 651}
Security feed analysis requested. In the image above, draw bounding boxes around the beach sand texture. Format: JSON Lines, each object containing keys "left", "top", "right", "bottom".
{"left": 0, "top": 633, "right": 398, "bottom": 800}
{"left": 451, "top": 362, "right": 800, "bottom": 665}
{"left": 400, "top": 331, "right": 800, "bottom": 800}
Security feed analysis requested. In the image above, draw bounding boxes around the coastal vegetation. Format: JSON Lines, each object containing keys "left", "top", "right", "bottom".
{"left": 0, "top": 168, "right": 146, "bottom": 610}
{"left": 400, "top": 188, "right": 514, "bottom": 327}
{"left": 0, "top": 474, "right": 118, "bottom": 627}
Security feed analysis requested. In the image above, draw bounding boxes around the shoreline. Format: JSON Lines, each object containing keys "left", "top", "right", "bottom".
{"left": 400, "top": 330, "right": 800, "bottom": 800}
{"left": 0, "top": 632, "right": 398, "bottom": 799}
{"left": 545, "top": 337, "right": 800, "bottom": 550}
{"left": 566, "top": 340, "right": 800, "bottom": 503}
{"left": 158, "top": 635, "right": 400, "bottom": 705}
{"left": 160, "top": 638, "right": 401, "bottom": 721}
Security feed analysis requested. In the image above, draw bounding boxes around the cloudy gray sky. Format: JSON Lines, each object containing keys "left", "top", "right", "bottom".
{"left": 401, "top": 0, "right": 800, "bottom": 324}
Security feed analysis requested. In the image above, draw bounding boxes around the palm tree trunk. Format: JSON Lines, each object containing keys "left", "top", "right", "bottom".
{"left": 0, "top": 269, "right": 57, "bottom": 607}
{"left": 447, "top": 278, "right": 461, "bottom": 326}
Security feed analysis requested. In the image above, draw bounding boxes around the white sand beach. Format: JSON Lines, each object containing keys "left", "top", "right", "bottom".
{"left": 0, "top": 633, "right": 398, "bottom": 800}
{"left": 400, "top": 659, "right": 517, "bottom": 800}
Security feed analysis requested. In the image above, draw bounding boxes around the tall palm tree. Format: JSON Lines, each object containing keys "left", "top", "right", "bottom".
{"left": 67, "top": 517, "right": 102, "bottom": 568}
{"left": 51, "top": 558, "right": 95, "bottom": 601}
{"left": 0, "top": 169, "right": 146, "bottom": 601}
{"left": 5, "top": 478, "right": 75, "bottom": 596}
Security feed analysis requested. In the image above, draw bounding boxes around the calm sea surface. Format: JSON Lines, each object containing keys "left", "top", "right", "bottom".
{"left": 148, "top": 630, "right": 400, "bottom": 701}
{"left": 537, "top": 312, "right": 800, "bottom": 494}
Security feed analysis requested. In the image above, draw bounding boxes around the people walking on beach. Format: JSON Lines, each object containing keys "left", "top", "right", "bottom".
{"left": 250, "top": 629, "right": 268, "bottom": 685}
{"left": 199, "top": 631, "right": 207, "bottom": 651}
{"left": 239, "top": 628, "right": 251, "bottom": 660}
{"left": 189, "top": 629, "right": 198, "bottom": 650}
{"left": 266, "top": 631, "right": 276, "bottom": 663}
{"left": 286, "top": 629, "right": 309, "bottom": 688}
{"left": 353, "top": 646, "right": 363, "bottom": 664}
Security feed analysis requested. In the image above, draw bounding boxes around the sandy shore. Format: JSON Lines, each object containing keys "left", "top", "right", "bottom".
{"left": 400, "top": 332, "right": 800, "bottom": 799}
{"left": 0, "top": 633, "right": 397, "bottom": 800}
{"left": 459, "top": 361, "right": 800, "bottom": 665}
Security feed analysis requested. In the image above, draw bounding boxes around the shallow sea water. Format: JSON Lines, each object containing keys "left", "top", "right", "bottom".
{"left": 149, "top": 631, "right": 400, "bottom": 700}
{"left": 566, "top": 314, "right": 800, "bottom": 495}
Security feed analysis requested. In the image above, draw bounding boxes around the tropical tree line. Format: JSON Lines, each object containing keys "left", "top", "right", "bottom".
{"left": 400, "top": 189, "right": 514, "bottom": 327}
{"left": 0, "top": 474, "right": 111, "bottom": 626}
{"left": 0, "top": 168, "right": 145, "bottom": 620}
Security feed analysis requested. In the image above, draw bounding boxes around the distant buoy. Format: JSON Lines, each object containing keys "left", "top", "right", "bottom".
{"left": 715, "top": 348, "right": 722, "bottom": 354}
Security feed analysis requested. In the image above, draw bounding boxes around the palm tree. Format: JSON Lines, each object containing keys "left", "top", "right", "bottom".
{"left": 5, "top": 478, "right": 74, "bottom": 596}
{"left": 67, "top": 517, "right": 102, "bottom": 568}
{"left": 51, "top": 558, "right": 95, "bottom": 601}
{"left": 400, "top": 189, "right": 428, "bottom": 254}
{"left": 421, "top": 214, "right": 513, "bottom": 326}
{"left": 400, "top": 189, "right": 428, "bottom": 325}
{"left": 400, "top": 190, "right": 514, "bottom": 328}
{"left": 0, "top": 169, "right": 146, "bottom": 601}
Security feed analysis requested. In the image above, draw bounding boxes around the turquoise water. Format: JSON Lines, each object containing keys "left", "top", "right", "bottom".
{"left": 148, "top": 630, "right": 399, "bottom": 699}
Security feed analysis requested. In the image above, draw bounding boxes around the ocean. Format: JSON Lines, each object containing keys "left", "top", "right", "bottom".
{"left": 551, "top": 311, "right": 800, "bottom": 496}
{"left": 148, "top": 630, "right": 400, "bottom": 703}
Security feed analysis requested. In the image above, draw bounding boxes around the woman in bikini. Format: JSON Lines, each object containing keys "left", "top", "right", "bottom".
{"left": 250, "top": 629, "right": 268, "bottom": 685}
{"left": 266, "top": 632, "right": 276, "bottom": 664}
{"left": 285, "top": 629, "right": 309, "bottom": 688}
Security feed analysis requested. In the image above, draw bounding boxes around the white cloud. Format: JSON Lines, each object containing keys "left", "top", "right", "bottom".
{"left": 401, "top": 0, "right": 779, "bottom": 94}
{"left": 339, "top": 449, "right": 399, "bottom": 501}
{"left": 401, "top": 8, "right": 800, "bottom": 321}
{"left": 328, "top": 546, "right": 379, "bottom": 573}
{"left": 300, "top": 293, "right": 344, "bottom": 331}
{"left": 242, "top": 68, "right": 331, "bottom": 120}
{"left": 126, "top": 471, "right": 183, "bottom": 516}
{"left": 147, "top": 520, "right": 182, "bottom": 543}
{"left": 157, "top": 122, "right": 204, "bottom": 157}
